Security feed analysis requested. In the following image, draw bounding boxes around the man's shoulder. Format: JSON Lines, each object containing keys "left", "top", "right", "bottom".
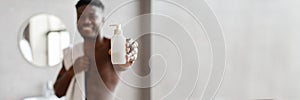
{"left": 103, "top": 37, "right": 111, "bottom": 41}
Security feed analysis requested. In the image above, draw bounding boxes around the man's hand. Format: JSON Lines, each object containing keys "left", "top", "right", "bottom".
{"left": 73, "top": 56, "right": 90, "bottom": 72}
{"left": 108, "top": 39, "right": 138, "bottom": 69}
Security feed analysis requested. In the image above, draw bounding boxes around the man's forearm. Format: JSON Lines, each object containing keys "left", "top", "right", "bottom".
{"left": 54, "top": 67, "right": 75, "bottom": 97}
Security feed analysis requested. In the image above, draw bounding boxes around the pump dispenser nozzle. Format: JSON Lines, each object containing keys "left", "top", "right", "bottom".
{"left": 110, "top": 24, "right": 121, "bottom": 29}
{"left": 110, "top": 24, "right": 122, "bottom": 35}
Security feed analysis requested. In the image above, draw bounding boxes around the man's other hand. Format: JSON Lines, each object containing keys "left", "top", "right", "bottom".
{"left": 73, "top": 56, "right": 90, "bottom": 72}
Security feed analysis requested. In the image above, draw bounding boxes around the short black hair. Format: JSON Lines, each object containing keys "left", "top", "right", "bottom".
{"left": 75, "top": 0, "right": 104, "bottom": 10}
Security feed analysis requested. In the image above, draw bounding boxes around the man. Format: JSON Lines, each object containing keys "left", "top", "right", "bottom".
{"left": 53, "top": 0, "right": 138, "bottom": 100}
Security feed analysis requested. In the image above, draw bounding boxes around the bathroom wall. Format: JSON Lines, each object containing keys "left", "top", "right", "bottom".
{"left": 150, "top": 0, "right": 300, "bottom": 100}
{"left": 206, "top": 0, "right": 300, "bottom": 99}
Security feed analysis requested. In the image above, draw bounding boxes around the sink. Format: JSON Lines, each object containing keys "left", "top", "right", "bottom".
{"left": 24, "top": 81, "right": 63, "bottom": 100}
{"left": 23, "top": 96, "right": 47, "bottom": 100}
{"left": 23, "top": 96, "right": 63, "bottom": 100}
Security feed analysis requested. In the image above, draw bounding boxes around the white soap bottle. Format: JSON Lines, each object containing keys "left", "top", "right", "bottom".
{"left": 110, "top": 24, "right": 126, "bottom": 64}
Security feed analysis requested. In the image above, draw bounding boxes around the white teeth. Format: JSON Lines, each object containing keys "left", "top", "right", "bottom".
{"left": 83, "top": 27, "right": 92, "bottom": 30}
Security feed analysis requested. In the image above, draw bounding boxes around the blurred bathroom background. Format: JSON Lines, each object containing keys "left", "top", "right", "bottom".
{"left": 1, "top": 0, "right": 300, "bottom": 100}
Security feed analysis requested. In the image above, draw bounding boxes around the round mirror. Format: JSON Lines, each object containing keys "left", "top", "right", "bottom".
{"left": 19, "top": 14, "right": 70, "bottom": 67}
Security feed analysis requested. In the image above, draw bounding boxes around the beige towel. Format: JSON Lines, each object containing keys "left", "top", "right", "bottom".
{"left": 63, "top": 43, "right": 85, "bottom": 100}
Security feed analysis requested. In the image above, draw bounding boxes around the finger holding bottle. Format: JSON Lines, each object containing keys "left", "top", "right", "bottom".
{"left": 126, "top": 39, "right": 138, "bottom": 63}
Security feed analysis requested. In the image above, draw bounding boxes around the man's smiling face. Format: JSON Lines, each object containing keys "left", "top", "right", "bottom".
{"left": 77, "top": 5, "right": 103, "bottom": 39}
